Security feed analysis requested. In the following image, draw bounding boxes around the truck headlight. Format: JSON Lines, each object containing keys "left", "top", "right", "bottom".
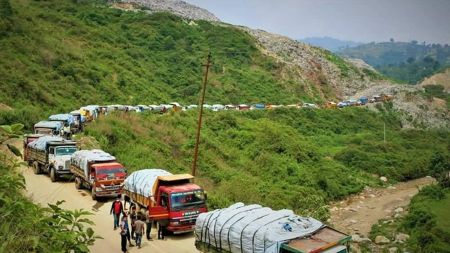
{"left": 170, "top": 221, "right": 180, "bottom": 226}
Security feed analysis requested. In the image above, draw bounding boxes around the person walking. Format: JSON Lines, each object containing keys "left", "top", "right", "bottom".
{"left": 134, "top": 215, "right": 146, "bottom": 248}
{"left": 145, "top": 206, "right": 152, "bottom": 240}
{"left": 119, "top": 216, "right": 128, "bottom": 253}
{"left": 129, "top": 205, "right": 137, "bottom": 240}
{"left": 123, "top": 214, "right": 134, "bottom": 247}
{"left": 110, "top": 198, "right": 124, "bottom": 230}
{"left": 157, "top": 218, "right": 169, "bottom": 240}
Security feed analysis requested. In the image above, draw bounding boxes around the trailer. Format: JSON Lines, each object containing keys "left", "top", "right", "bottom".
{"left": 70, "top": 150, "right": 126, "bottom": 200}
{"left": 25, "top": 136, "right": 77, "bottom": 182}
{"left": 195, "top": 203, "right": 350, "bottom": 253}
{"left": 123, "top": 169, "right": 208, "bottom": 234}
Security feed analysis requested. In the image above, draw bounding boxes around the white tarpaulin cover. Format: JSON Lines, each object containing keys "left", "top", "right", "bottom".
{"left": 48, "top": 114, "right": 75, "bottom": 124}
{"left": 195, "top": 203, "right": 324, "bottom": 253}
{"left": 123, "top": 169, "right": 172, "bottom": 198}
{"left": 34, "top": 121, "right": 63, "bottom": 130}
{"left": 28, "top": 136, "right": 64, "bottom": 151}
{"left": 71, "top": 150, "right": 116, "bottom": 177}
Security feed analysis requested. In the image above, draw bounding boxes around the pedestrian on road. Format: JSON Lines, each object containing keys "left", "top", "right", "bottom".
{"left": 110, "top": 198, "right": 124, "bottom": 230}
{"left": 157, "top": 218, "right": 169, "bottom": 240}
{"left": 134, "top": 215, "right": 146, "bottom": 248}
{"left": 145, "top": 205, "right": 152, "bottom": 240}
{"left": 123, "top": 214, "right": 135, "bottom": 247}
{"left": 119, "top": 216, "right": 128, "bottom": 253}
{"left": 129, "top": 205, "right": 137, "bottom": 240}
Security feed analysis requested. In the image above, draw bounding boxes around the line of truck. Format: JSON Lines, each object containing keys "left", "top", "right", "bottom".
{"left": 24, "top": 104, "right": 351, "bottom": 252}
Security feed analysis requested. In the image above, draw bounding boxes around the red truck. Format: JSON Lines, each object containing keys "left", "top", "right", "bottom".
{"left": 70, "top": 150, "right": 127, "bottom": 200}
{"left": 123, "top": 169, "right": 208, "bottom": 234}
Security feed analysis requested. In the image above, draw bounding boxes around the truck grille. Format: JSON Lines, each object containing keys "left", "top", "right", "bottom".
{"left": 64, "top": 160, "right": 71, "bottom": 170}
{"left": 105, "top": 185, "right": 121, "bottom": 191}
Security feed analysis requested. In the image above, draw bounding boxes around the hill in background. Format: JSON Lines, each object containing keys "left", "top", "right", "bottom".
{"left": 338, "top": 41, "right": 450, "bottom": 84}
{"left": 301, "top": 36, "right": 363, "bottom": 52}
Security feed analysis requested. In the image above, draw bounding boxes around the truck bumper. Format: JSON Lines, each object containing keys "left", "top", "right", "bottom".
{"left": 56, "top": 170, "right": 73, "bottom": 176}
{"left": 95, "top": 190, "right": 121, "bottom": 198}
{"left": 168, "top": 225, "right": 195, "bottom": 234}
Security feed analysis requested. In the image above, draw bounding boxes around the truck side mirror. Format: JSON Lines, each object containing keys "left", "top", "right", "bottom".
{"left": 204, "top": 192, "right": 208, "bottom": 201}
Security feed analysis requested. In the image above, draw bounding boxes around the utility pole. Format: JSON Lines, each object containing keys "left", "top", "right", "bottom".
{"left": 191, "top": 52, "right": 212, "bottom": 177}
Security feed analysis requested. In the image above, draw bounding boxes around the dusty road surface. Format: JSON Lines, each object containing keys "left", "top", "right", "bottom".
{"left": 329, "top": 177, "right": 435, "bottom": 236}
{"left": 20, "top": 165, "right": 200, "bottom": 253}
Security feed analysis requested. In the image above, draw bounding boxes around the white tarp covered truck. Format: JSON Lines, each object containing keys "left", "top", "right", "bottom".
{"left": 33, "top": 121, "right": 63, "bottom": 135}
{"left": 70, "top": 150, "right": 127, "bottom": 200}
{"left": 195, "top": 203, "right": 350, "bottom": 253}
{"left": 123, "top": 169, "right": 208, "bottom": 233}
{"left": 25, "top": 136, "right": 77, "bottom": 182}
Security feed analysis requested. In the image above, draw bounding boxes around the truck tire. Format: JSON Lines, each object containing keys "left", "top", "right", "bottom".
{"left": 50, "top": 167, "right": 57, "bottom": 182}
{"left": 75, "top": 177, "right": 82, "bottom": 189}
{"left": 91, "top": 187, "right": 97, "bottom": 201}
{"left": 33, "top": 162, "right": 40, "bottom": 175}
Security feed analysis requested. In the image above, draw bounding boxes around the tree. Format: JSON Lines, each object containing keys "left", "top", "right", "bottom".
{"left": 0, "top": 0, "right": 13, "bottom": 18}
{"left": 429, "top": 152, "right": 450, "bottom": 188}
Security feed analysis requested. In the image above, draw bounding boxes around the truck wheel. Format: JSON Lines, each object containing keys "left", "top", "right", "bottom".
{"left": 91, "top": 187, "right": 97, "bottom": 201}
{"left": 75, "top": 177, "right": 82, "bottom": 189}
{"left": 50, "top": 167, "right": 57, "bottom": 182}
{"left": 33, "top": 162, "right": 40, "bottom": 175}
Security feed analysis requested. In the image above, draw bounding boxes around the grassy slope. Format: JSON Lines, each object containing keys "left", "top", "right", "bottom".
{"left": 83, "top": 108, "right": 449, "bottom": 220}
{"left": 0, "top": 0, "right": 324, "bottom": 128}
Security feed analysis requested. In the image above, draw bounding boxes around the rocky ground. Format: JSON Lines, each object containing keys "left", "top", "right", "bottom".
{"left": 329, "top": 176, "right": 435, "bottom": 253}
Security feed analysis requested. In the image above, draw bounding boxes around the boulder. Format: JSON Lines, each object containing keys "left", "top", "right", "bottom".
{"left": 389, "top": 247, "right": 398, "bottom": 253}
{"left": 375, "top": 235, "right": 390, "bottom": 244}
{"left": 380, "top": 176, "right": 388, "bottom": 182}
{"left": 394, "top": 207, "right": 404, "bottom": 213}
{"left": 395, "top": 233, "right": 410, "bottom": 243}
{"left": 352, "top": 234, "right": 362, "bottom": 243}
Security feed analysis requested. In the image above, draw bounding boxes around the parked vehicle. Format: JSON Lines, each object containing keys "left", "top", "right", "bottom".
{"left": 324, "top": 101, "right": 337, "bottom": 109}
{"left": 48, "top": 114, "right": 76, "bottom": 133}
{"left": 186, "top": 105, "right": 198, "bottom": 110}
{"left": 225, "top": 104, "right": 237, "bottom": 110}
{"left": 123, "top": 169, "right": 208, "bottom": 234}
{"left": 70, "top": 150, "right": 127, "bottom": 200}
{"left": 359, "top": 96, "right": 369, "bottom": 105}
{"left": 69, "top": 111, "right": 84, "bottom": 133}
{"left": 302, "top": 103, "right": 318, "bottom": 109}
{"left": 238, "top": 104, "right": 250, "bottom": 111}
{"left": 212, "top": 104, "right": 225, "bottom": 111}
{"left": 252, "top": 103, "right": 265, "bottom": 110}
{"left": 25, "top": 136, "right": 77, "bottom": 182}
{"left": 169, "top": 102, "right": 183, "bottom": 112}
{"left": 337, "top": 101, "right": 349, "bottom": 108}
{"left": 285, "top": 104, "right": 300, "bottom": 109}
{"left": 33, "top": 121, "right": 63, "bottom": 135}
{"left": 195, "top": 203, "right": 350, "bottom": 253}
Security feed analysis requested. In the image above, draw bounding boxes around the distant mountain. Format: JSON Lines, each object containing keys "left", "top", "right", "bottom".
{"left": 338, "top": 41, "right": 450, "bottom": 84}
{"left": 300, "top": 37, "right": 363, "bottom": 52}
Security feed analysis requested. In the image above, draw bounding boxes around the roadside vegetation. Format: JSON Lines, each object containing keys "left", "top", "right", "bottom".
{"left": 0, "top": 0, "right": 324, "bottom": 129}
{"left": 0, "top": 124, "right": 100, "bottom": 253}
{"left": 83, "top": 107, "right": 449, "bottom": 220}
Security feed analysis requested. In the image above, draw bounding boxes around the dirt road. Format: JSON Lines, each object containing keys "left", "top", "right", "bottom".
{"left": 20, "top": 165, "right": 199, "bottom": 253}
{"left": 329, "top": 177, "right": 435, "bottom": 236}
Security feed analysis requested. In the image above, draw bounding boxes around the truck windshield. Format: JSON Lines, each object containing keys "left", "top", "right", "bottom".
{"left": 170, "top": 190, "right": 205, "bottom": 209}
{"left": 55, "top": 147, "right": 77, "bottom": 156}
{"left": 96, "top": 168, "right": 126, "bottom": 180}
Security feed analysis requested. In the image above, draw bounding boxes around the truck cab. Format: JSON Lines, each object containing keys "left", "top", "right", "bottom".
{"left": 150, "top": 175, "right": 208, "bottom": 233}
{"left": 88, "top": 162, "right": 126, "bottom": 199}
{"left": 46, "top": 142, "right": 77, "bottom": 180}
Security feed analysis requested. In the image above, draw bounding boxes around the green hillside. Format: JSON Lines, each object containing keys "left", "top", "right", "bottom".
{"left": 338, "top": 41, "right": 450, "bottom": 84}
{"left": 0, "top": 0, "right": 328, "bottom": 128}
{"left": 82, "top": 108, "right": 449, "bottom": 220}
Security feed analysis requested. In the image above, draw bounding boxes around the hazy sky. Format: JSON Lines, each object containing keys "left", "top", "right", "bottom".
{"left": 184, "top": 0, "right": 450, "bottom": 44}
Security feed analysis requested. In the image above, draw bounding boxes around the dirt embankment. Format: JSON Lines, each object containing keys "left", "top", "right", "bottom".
{"left": 329, "top": 177, "right": 435, "bottom": 236}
